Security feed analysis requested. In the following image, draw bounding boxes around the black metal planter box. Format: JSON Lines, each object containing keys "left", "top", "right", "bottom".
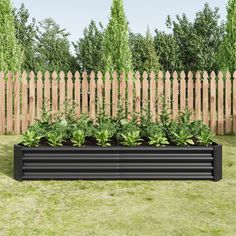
{"left": 14, "top": 144, "right": 222, "bottom": 181}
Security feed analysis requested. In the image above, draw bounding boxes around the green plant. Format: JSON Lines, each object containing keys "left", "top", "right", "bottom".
{"left": 159, "top": 96, "right": 171, "bottom": 129}
{"left": 171, "top": 130, "right": 194, "bottom": 146}
{"left": 149, "top": 133, "right": 169, "bottom": 147}
{"left": 22, "top": 130, "right": 42, "bottom": 147}
{"left": 71, "top": 130, "right": 85, "bottom": 147}
{"left": 95, "top": 129, "right": 111, "bottom": 147}
{"left": 121, "top": 131, "right": 143, "bottom": 146}
{"left": 197, "top": 130, "right": 215, "bottom": 146}
{"left": 47, "top": 132, "right": 64, "bottom": 147}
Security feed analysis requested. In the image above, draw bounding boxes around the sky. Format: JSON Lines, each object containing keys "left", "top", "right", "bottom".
{"left": 12, "top": 0, "right": 227, "bottom": 43}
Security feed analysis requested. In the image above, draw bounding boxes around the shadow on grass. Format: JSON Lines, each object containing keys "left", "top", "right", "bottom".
{"left": 0, "top": 143, "right": 14, "bottom": 178}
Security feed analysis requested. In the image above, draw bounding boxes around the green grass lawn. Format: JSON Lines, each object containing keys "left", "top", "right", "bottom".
{"left": 0, "top": 136, "right": 235, "bottom": 236}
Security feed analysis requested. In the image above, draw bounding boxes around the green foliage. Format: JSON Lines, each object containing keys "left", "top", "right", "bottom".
{"left": 71, "top": 130, "right": 85, "bottom": 147}
{"left": 217, "top": 0, "right": 236, "bottom": 72}
{"left": 95, "top": 129, "right": 111, "bottom": 147}
{"left": 121, "top": 131, "right": 143, "bottom": 146}
{"left": 47, "top": 132, "right": 64, "bottom": 147}
{"left": 102, "top": 0, "right": 133, "bottom": 73}
{"left": 130, "top": 28, "right": 160, "bottom": 73}
{"left": 22, "top": 130, "right": 41, "bottom": 147}
{"left": 149, "top": 133, "right": 169, "bottom": 147}
{"left": 73, "top": 20, "right": 104, "bottom": 73}
{"left": 197, "top": 129, "right": 215, "bottom": 146}
{"left": 154, "top": 3, "right": 224, "bottom": 72}
{"left": 0, "top": 0, "right": 22, "bottom": 71}
{"left": 13, "top": 3, "right": 36, "bottom": 71}
{"left": 35, "top": 18, "right": 76, "bottom": 72}
{"left": 171, "top": 130, "right": 194, "bottom": 146}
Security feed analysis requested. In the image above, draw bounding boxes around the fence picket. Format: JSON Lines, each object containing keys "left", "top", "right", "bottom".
{"left": 135, "top": 72, "right": 141, "bottom": 116}
{"left": 210, "top": 72, "right": 216, "bottom": 133}
{"left": 105, "top": 72, "right": 111, "bottom": 116}
{"left": 187, "top": 71, "right": 194, "bottom": 120}
{"left": 127, "top": 72, "right": 133, "bottom": 120}
{"left": 112, "top": 72, "right": 118, "bottom": 118}
{"left": 180, "top": 71, "right": 186, "bottom": 112}
{"left": 6, "top": 72, "right": 13, "bottom": 133}
{"left": 217, "top": 72, "right": 224, "bottom": 134}
{"left": 67, "top": 71, "right": 73, "bottom": 105}
{"left": 89, "top": 71, "right": 96, "bottom": 120}
{"left": 97, "top": 71, "right": 103, "bottom": 112}
{"left": 165, "top": 71, "right": 171, "bottom": 112}
{"left": 59, "top": 71, "right": 65, "bottom": 113}
{"left": 150, "top": 71, "right": 156, "bottom": 122}
{"left": 120, "top": 72, "right": 126, "bottom": 112}
{"left": 225, "top": 72, "right": 232, "bottom": 133}
{"left": 74, "top": 71, "right": 81, "bottom": 118}
{"left": 14, "top": 72, "right": 20, "bottom": 134}
{"left": 22, "top": 71, "right": 28, "bottom": 133}
{"left": 157, "top": 71, "right": 164, "bottom": 121}
{"left": 202, "top": 71, "right": 209, "bottom": 126}
{"left": 0, "top": 72, "right": 5, "bottom": 134}
{"left": 142, "top": 72, "right": 148, "bottom": 115}
{"left": 172, "top": 71, "right": 178, "bottom": 119}
{"left": 44, "top": 71, "right": 51, "bottom": 111}
{"left": 36, "top": 72, "right": 43, "bottom": 120}
{"left": 51, "top": 71, "right": 58, "bottom": 117}
{"left": 82, "top": 72, "right": 88, "bottom": 113}
{"left": 195, "top": 71, "right": 201, "bottom": 121}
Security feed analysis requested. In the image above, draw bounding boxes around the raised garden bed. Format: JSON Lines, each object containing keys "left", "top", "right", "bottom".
{"left": 14, "top": 143, "right": 222, "bottom": 181}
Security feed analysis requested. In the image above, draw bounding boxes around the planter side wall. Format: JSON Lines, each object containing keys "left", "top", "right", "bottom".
{"left": 14, "top": 145, "right": 222, "bottom": 181}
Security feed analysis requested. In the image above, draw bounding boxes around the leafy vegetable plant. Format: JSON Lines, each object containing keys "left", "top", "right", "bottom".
{"left": 95, "top": 129, "right": 111, "bottom": 147}
{"left": 47, "top": 133, "right": 64, "bottom": 147}
{"left": 121, "top": 131, "right": 143, "bottom": 146}
{"left": 149, "top": 133, "right": 169, "bottom": 147}
{"left": 197, "top": 129, "right": 214, "bottom": 146}
{"left": 22, "top": 130, "right": 42, "bottom": 147}
{"left": 171, "top": 130, "right": 194, "bottom": 146}
{"left": 71, "top": 130, "right": 85, "bottom": 147}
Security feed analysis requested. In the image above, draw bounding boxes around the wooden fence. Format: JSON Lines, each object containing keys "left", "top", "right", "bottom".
{"left": 0, "top": 70, "right": 235, "bottom": 135}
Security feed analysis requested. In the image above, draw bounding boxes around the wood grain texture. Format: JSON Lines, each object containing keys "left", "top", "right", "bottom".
{"left": 112, "top": 72, "right": 118, "bottom": 118}
{"left": 172, "top": 71, "right": 178, "bottom": 119}
{"left": 82, "top": 72, "right": 88, "bottom": 113}
{"left": 217, "top": 72, "right": 224, "bottom": 135}
{"left": 0, "top": 72, "right": 5, "bottom": 134}
{"left": 150, "top": 71, "right": 156, "bottom": 122}
{"left": 7, "top": 72, "right": 13, "bottom": 133}
{"left": 21, "top": 71, "right": 28, "bottom": 133}
{"left": 89, "top": 71, "right": 96, "bottom": 120}
{"left": 195, "top": 71, "right": 201, "bottom": 121}
{"left": 14, "top": 72, "right": 20, "bottom": 134}
{"left": 187, "top": 71, "right": 194, "bottom": 120}
{"left": 105, "top": 72, "right": 111, "bottom": 116}
{"left": 225, "top": 72, "right": 232, "bottom": 133}
{"left": 74, "top": 71, "right": 81, "bottom": 118}
{"left": 210, "top": 72, "right": 216, "bottom": 133}
{"left": 202, "top": 71, "right": 209, "bottom": 126}
{"left": 36, "top": 72, "right": 43, "bottom": 120}
{"left": 180, "top": 71, "right": 186, "bottom": 112}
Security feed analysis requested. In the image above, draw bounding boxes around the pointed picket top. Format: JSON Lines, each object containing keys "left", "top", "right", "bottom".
{"left": 195, "top": 71, "right": 201, "bottom": 80}
{"left": 45, "top": 71, "right": 50, "bottom": 79}
{"left": 157, "top": 71, "right": 163, "bottom": 79}
{"left": 90, "top": 71, "right": 95, "bottom": 80}
{"left": 234, "top": 71, "right": 236, "bottom": 79}
{"left": 37, "top": 71, "right": 42, "bottom": 79}
{"left": 210, "top": 71, "right": 216, "bottom": 79}
{"left": 135, "top": 71, "right": 140, "bottom": 79}
{"left": 112, "top": 71, "right": 117, "bottom": 80}
{"left": 67, "top": 71, "right": 73, "bottom": 79}
{"left": 0, "top": 71, "right": 4, "bottom": 80}
{"left": 105, "top": 71, "right": 110, "bottom": 80}
{"left": 59, "top": 71, "right": 65, "bottom": 79}
{"left": 187, "top": 71, "right": 193, "bottom": 79}
{"left": 165, "top": 71, "right": 171, "bottom": 80}
{"left": 218, "top": 71, "right": 223, "bottom": 80}
{"left": 29, "top": 71, "right": 35, "bottom": 79}
{"left": 75, "top": 71, "right": 80, "bottom": 79}
{"left": 203, "top": 71, "right": 208, "bottom": 80}
{"left": 143, "top": 71, "right": 148, "bottom": 80}
{"left": 226, "top": 71, "right": 231, "bottom": 80}
{"left": 97, "top": 71, "right": 103, "bottom": 80}
{"left": 173, "top": 71, "right": 178, "bottom": 80}
{"left": 150, "top": 71, "right": 155, "bottom": 79}
{"left": 82, "top": 71, "right": 87, "bottom": 79}
{"left": 52, "top": 71, "right": 57, "bottom": 79}
{"left": 180, "top": 71, "right": 186, "bottom": 79}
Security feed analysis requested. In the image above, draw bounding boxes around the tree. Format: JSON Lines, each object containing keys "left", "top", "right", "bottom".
{"left": 142, "top": 28, "right": 160, "bottom": 73}
{"left": 217, "top": 0, "right": 236, "bottom": 72}
{"left": 154, "top": 4, "right": 224, "bottom": 72}
{"left": 102, "top": 0, "right": 132, "bottom": 73}
{"left": 13, "top": 3, "right": 37, "bottom": 72}
{"left": 0, "top": 0, "right": 22, "bottom": 72}
{"left": 35, "top": 18, "right": 75, "bottom": 72}
{"left": 130, "top": 29, "right": 160, "bottom": 73}
{"left": 73, "top": 20, "right": 104, "bottom": 73}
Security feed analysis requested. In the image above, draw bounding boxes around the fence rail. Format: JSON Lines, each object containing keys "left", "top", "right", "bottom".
{"left": 0, "top": 70, "right": 235, "bottom": 135}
